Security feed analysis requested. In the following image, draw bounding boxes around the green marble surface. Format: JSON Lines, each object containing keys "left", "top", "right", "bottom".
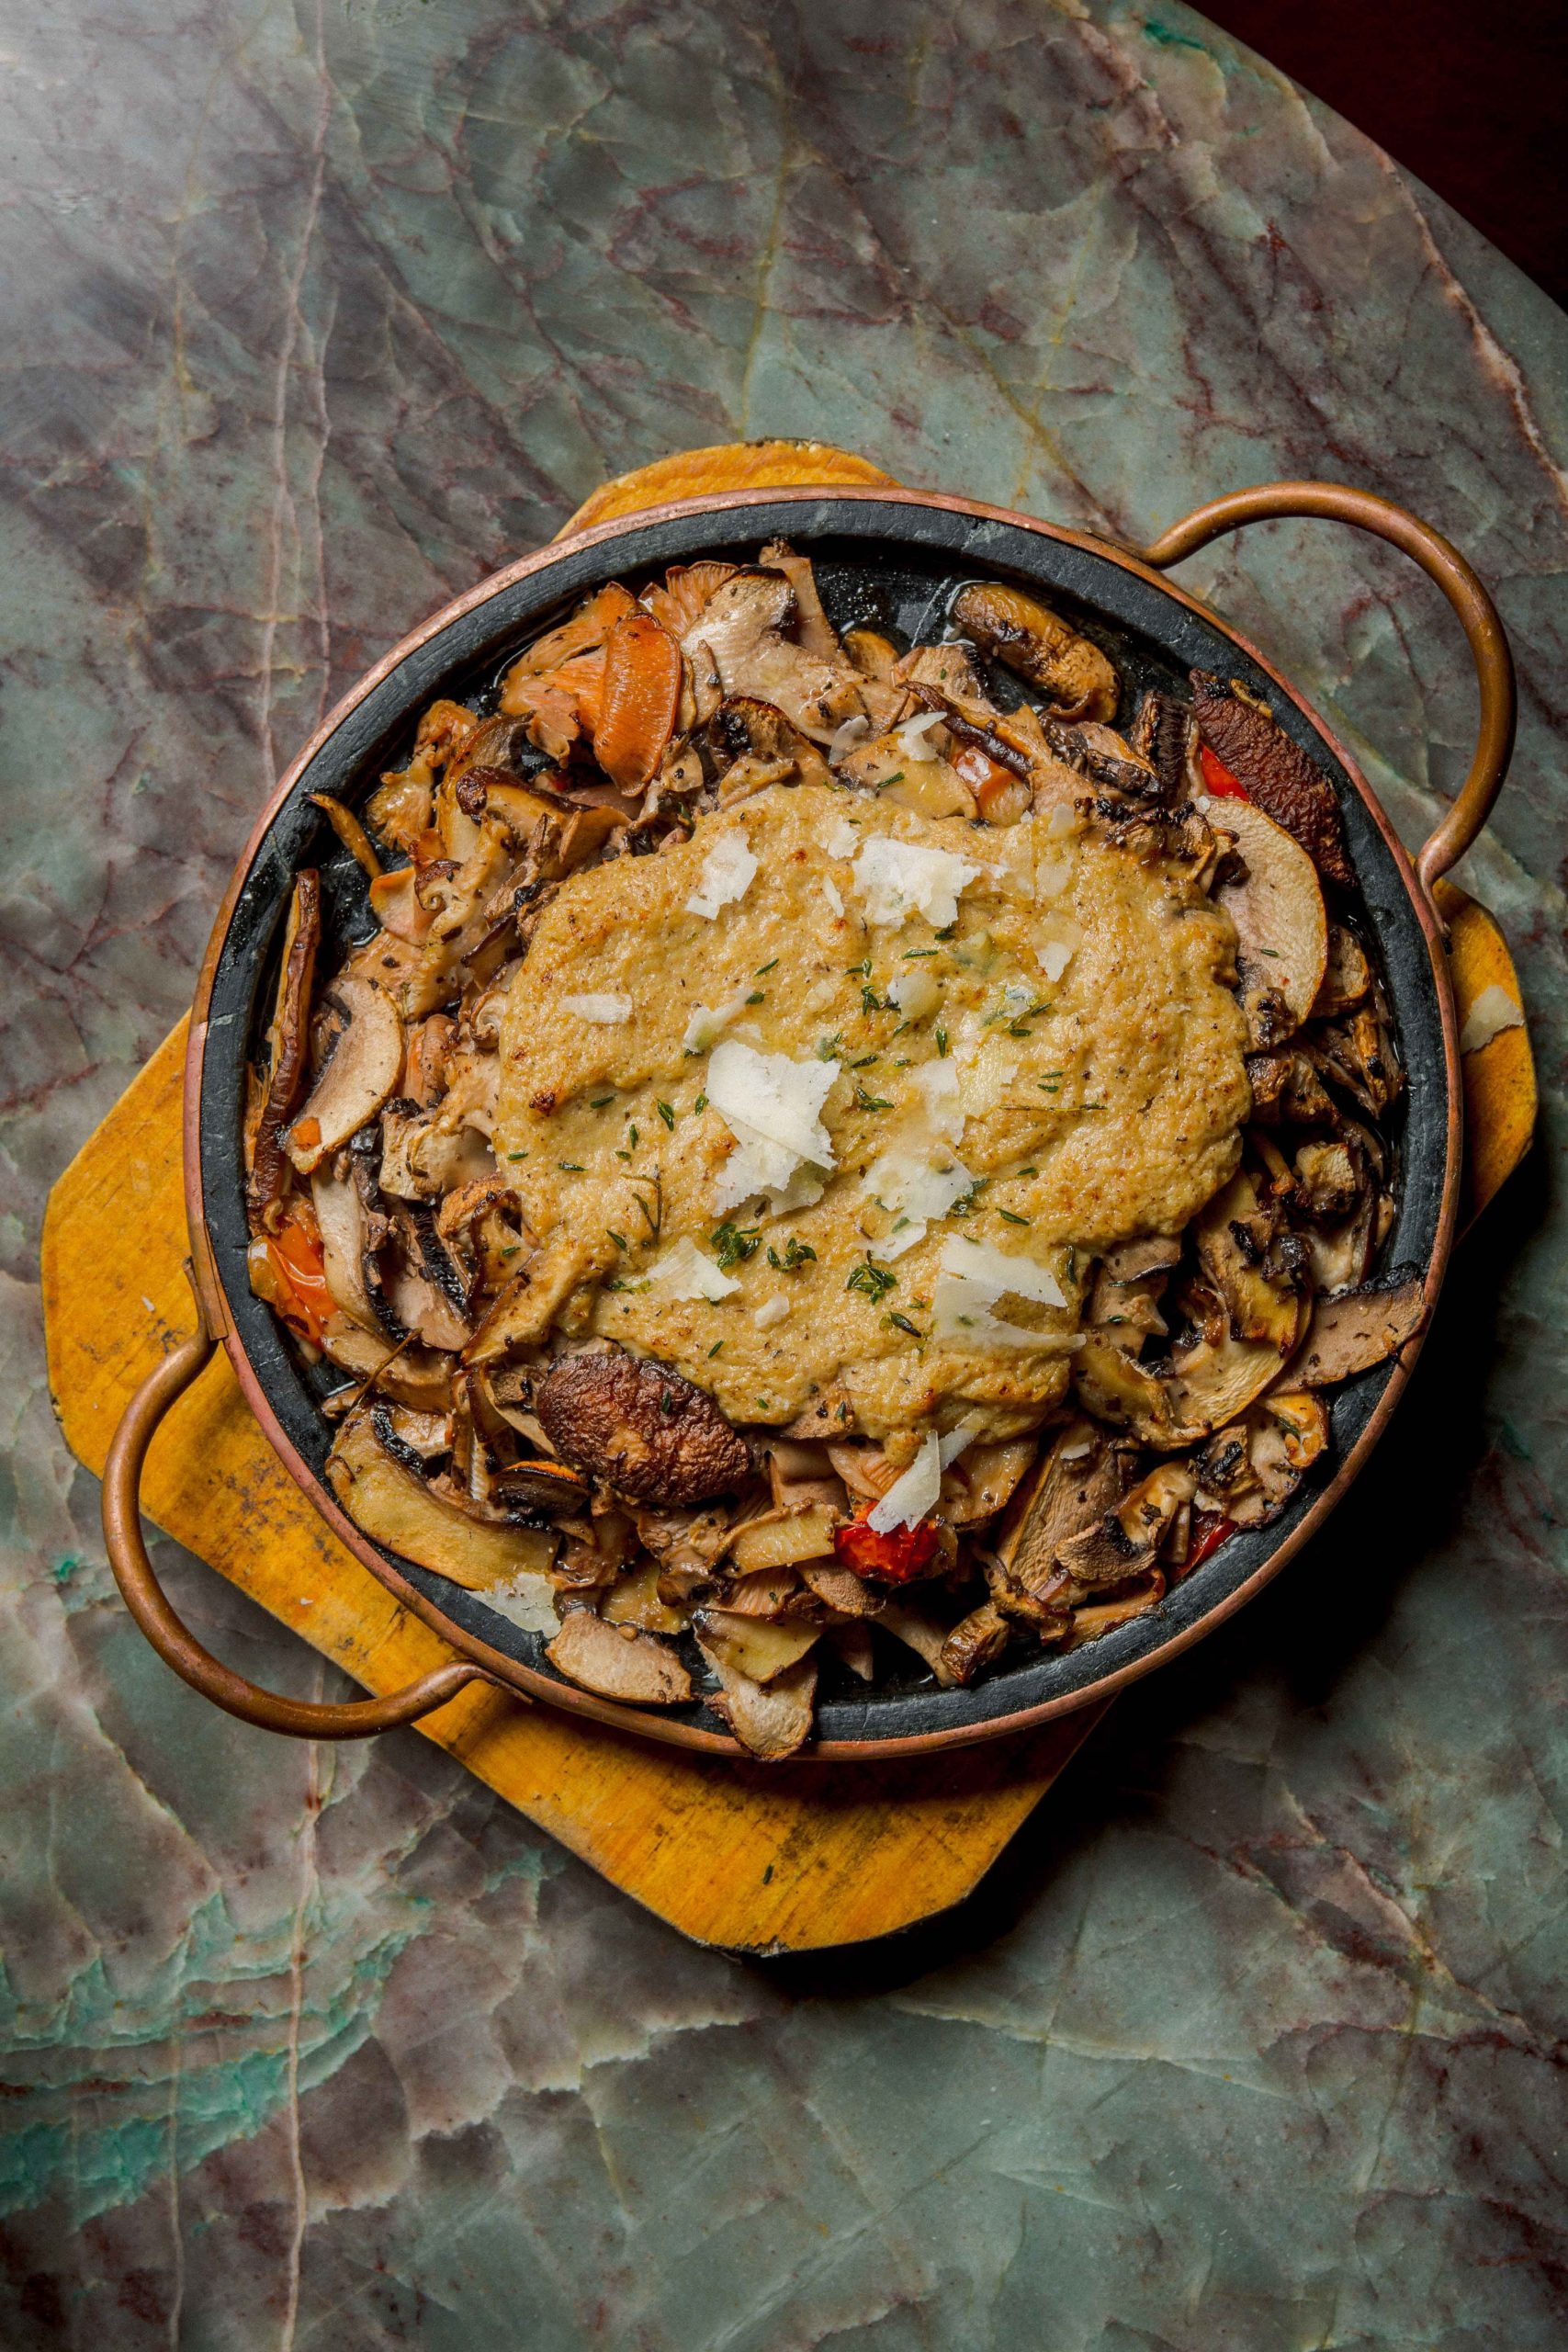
{"left": 4, "top": 0, "right": 1565, "bottom": 2341}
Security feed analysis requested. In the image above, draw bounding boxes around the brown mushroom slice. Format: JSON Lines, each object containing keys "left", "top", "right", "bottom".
{"left": 1077, "top": 1293, "right": 1306, "bottom": 1449}
{"left": 547, "top": 1610, "right": 694, "bottom": 1706}
{"left": 953, "top": 581, "right": 1119, "bottom": 722}
{"left": 286, "top": 978, "right": 405, "bottom": 1175}
{"left": 1310, "top": 1002, "right": 1404, "bottom": 1119}
{"left": 728, "top": 1503, "right": 840, "bottom": 1576}
{"left": 317, "top": 1321, "right": 456, "bottom": 1412}
{"left": 1190, "top": 672, "right": 1352, "bottom": 886}
{"left": 989, "top": 1420, "right": 1135, "bottom": 1619}
{"left": 938, "top": 1601, "right": 1012, "bottom": 1687}
{"left": 697, "top": 1639, "right": 817, "bottom": 1761}
{"left": 797, "top": 1559, "right": 883, "bottom": 1618}
{"left": 1066, "top": 1579, "right": 1165, "bottom": 1647}
{"left": 1130, "top": 690, "right": 1199, "bottom": 800}
{"left": 490, "top": 1457, "right": 591, "bottom": 1519}
{"left": 940, "top": 1439, "right": 1038, "bottom": 1526}
{"left": 1313, "top": 924, "right": 1372, "bottom": 1017}
{"left": 1246, "top": 1046, "right": 1338, "bottom": 1128}
{"left": 1195, "top": 1390, "right": 1330, "bottom": 1527}
{"left": 1194, "top": 1169, "right": 1303, "bottom": 1350}
{"left": 310, "top": 1164, "right": 380, "bottom": 1329}
{"left": 843, "top": 627, "right": 900, "bottom": 681}
{"left": 1055, "top": 1463, "right": 1196, "bottom": 1585}
{"left": 535, "top": 1346, "right": 751, "bottom": 1507}
{"left": 681, "top": 569, "right": 865, "bottom": 743}
{"left": 758, "top": 539, "right": 844, "bottom": 663}
{"left": 697, "top": 695, "right": 832, "bottom": 800}
{"left": 694, "top": 1609, "right": 820, "bottom": 1686}
{"left": 716, "top": 1567, "right": 805, "bottom": 1620}
{"left": 325, "top": 1408, "right": 557, "bottom": 1590}
{"left": 1289, "top": 1273, "right": 1426, "bottom": 1388}
{"left": 1213, "top": 801, "right": 1328, "bottom": 1049}
{"left": 600, "top": 1560, "right": 692, "bottom": 1636}
{"left": 1100, "top": 1234, "right": 1184, "bottom": 1283}
{"left": 249, "top": 871, "right": 321, "bottom": 1228}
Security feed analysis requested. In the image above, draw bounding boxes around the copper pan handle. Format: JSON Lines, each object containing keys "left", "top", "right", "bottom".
{"left": 1134, "top": 481, "right": 1516, "bottom": 918}
{"left": 102, "top": 1283, "right": 502, "bottom": 1738}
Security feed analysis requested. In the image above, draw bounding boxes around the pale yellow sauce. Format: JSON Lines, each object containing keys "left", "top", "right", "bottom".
{"left": 495, "top": 784, "right": 1247, "bottom": 1445}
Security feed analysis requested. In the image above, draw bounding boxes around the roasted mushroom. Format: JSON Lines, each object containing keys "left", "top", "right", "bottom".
{"left": 953, "top": 581, "right": 1119, "bottom": 722}
{"left": 1190, "top": 672, "right": 1352, "bottom": 886}
{"left": 535, "top": 1347, "right": 751, "bottom": 1506}
{"left": 1213, "top": 801, "right": 1329, "bottom": 1049}
{"left": 546, "top": 1609, "right": 694, "bottom": 1705}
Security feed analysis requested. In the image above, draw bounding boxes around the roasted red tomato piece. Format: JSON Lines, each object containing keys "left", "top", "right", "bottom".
{"left": 833, "top": 1507, "right": 941, "bottom": 1584}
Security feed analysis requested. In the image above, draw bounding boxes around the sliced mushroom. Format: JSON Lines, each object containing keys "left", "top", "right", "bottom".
{"left": 491, "top": 1456, "right": 591, "bottom": 1519}
{"left": 1055, "top": 1462, "right": 1196, "bottom": 1584}
{"left": 680, "top": 569, "right": 865, "bottom": 744}
{"left": 728, "top": 1503, "right": 841, "bottom": 1576}
{"left": 937, "top": 1601, "right": 1012, "bottom": 1686}
{"left": 1292, "top": 1140, "right": 1363, "bottom": 1225}
{"left": 796, "top": 1558, "right": 883, "bottom": 1618}
{"left": 249, "top": 871, "right": 321, "bottom": 1229}
{"left": 1130, "top": 691, "right": 1199, "bottom": 800}
{"left": 694, "top": 1609, "right": 819, "bottom": 1686}
{"left": 1190, "top": 672, "right": 1352, "bottom": 886}
{"left": 1066, "top": 1578, "right": 1165, "bottom": 1646}
{"left": 953, "top": 581, "right": 1119, "bottom": 722}
{"left": 325, "top": 1408, "right": 558, "bottom": 1589}
{"left": 1194, "top": 1390, "right": 1329, "bottom": 1527}
{"left": 316, "top": 1322, "right": 456, "bottom": 1413}
{"left": 310, "top": 1162, "right": 380, "bottom": 1330}
{"left": 989, "top": 1421, "right": 1135, "bottom": 1619}
{"left": 601, "top": 1558, "right": 692, "bottom": 1635}
{"left": 1309, "top": 1002, "right": 1404, "bottom": 1119}
{"left": 535, "top": 1346, "right": 751, "bottom": 1506}
{"left": 825, "top": 1621, "right": 877, "bottom": 1679}
{"left": 939, "top": 1439, "right": 1038, "bottom": 1526}
{"left": 1100, "top": 1234, "right": 1184, "bottom": 1283}
{"left": 1289, "top": 1272, "right": 1426, "bottom": 1387}
{"left": 697, "top": 1639, "right": 817, "bottom": 1761}
{"left": 286, "top": 978, "right": 405, "bottom": 1175}
{"left": 1077, "top": 1292, "right": 1307, "bottom": 1449}
{"left": 1246, "top": 1046, "right": 1339, "bottom": 1129}
{"left": 843, "top": 627, "right": 900, "bottom": 680}
{"left": 1194, "top": 1169, "right": 1303, "bottom": 1351}
{"left": 714, "top": 1566, "right": 805, "bottom": 1620}
{"left": 875, "top": 1599, "right": 954, "bottom": 1678}
{"left": 1213, "top": 800, "right": 1328, "bottom": 1049}
{"left": 696, "top": 695, "right": 832, "bottom": 801}
{"left": 546, "top": 1610, "right": 694, "bottom": 1705}
{"left": 1313, "top": 923, "right": 1372, "bottom": 1017}
{"left": 758, "top": 539, "right": 844, "bottom": 663}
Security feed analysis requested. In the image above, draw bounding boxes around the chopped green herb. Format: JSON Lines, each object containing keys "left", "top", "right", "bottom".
{"left": 767, "top": 1238, "right": 818, "bottom": 1272}
{"left": 745, "top": 990, "right": 766, "bottom": 1006}
{"left": 754, "top": 957, "right": 779, "bottom": 976}
{"left": 886, "top": 1312, "right": 924, "bottom": 1339}
{"left": 882, "top": 771, "right": 905, "bottom": 786}
{"left": 606, "top": 1229, "right": 627, "bottom": 1250}
{"left": 628, "top": 1123, "right": 639, "bottom": 1147}
{"left": 558, "top": 1160, "right": 585, "bottom": 1172}
{"left": 846, "top": 1259, "right": 897, "bottom": 1305}
{"left": 855, "top": 1086, "right": 892, "bottom": 1112}
{"left": 847, "top": 957, "right": 872, "bottom": 977}
{"left": 998, "top": 1209, "right": 1030, "bottom": 1227}
{"left": 861, "top": 984, "right": 885, "bottom": 1015}
{"left": 935, "top": 923, "right": 958, "bottom": 941}
{"left": 656, "top": 1101, "right": 676, "bottom": 1131}
{"left": 902, "top": 948, "right": 938, "bottom": 958}
{"left": 1018, "top": 1165, "right": 1038, "bottom": 1177}
{"left": 1082, "top": 1100, "right": 1104, "bottom": 1111}
{"left": 708, "top": 1340, "right": 724, "bottom": 1359}
{"left": 506, "top": 1150, "right": 528, "bottom": 1161}
{"left": 849, "top": 1053, "right": 878, "bottom": 1069}
{"left": 934, "top": 1024, "right": 949, "bottom": 1057}
{"left": 615, "top": 1148, "right": 633, "bottom": 1161}
{"left": 590, "top": 1095, "right": 615, "bottom": 1108}
{"left": 500, "top": 1245, "right": 520, "bottom": 1259}
{"left": 817, "top": 1032, "right": 843, "bottom": 1061}
{"left": 694, "top": 1091, "right": 708, "bottom": 1114}
{"left": 711, "top": 1220, "right": 761, "bottom": 1271}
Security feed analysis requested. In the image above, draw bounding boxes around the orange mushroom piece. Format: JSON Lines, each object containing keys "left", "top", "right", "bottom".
{"left": 592, "top": 608, "right": 683, "bottom": 790}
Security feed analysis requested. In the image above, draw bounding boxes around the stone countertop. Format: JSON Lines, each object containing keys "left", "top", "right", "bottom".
{"left": 3, "top": 2, "right": 1564, "bottom": 2343}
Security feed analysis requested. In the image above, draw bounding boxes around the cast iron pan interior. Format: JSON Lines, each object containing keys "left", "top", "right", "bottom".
{"left": 198, "top": 497, "right": 1445, "bottom": 1747}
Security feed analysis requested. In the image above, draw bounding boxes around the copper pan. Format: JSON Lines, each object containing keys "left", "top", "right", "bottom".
{"left": 102, "top": 481, "right": 1514, "bottom": 1754}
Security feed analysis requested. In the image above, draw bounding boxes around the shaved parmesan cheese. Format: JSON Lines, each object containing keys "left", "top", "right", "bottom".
{"left": 561, "top": 991, "right": 632, "bottom": 1024}
{"left": 867, "top": 1433, "right": 942, "bottom": 1532}
{"left": 1045, "top": 802, "right": 1081, "bottom": 839}
{"left": 1033, "top": 851, "right": 1074, "bottom": 900}
{"left": 685, "top": 831, "right": 758, "bottom": 920}
{"left": 939, "top": 1236, "right": 1066, "bottom": 1306}
{"left": 1034, "top": 915, "right": 1080, "bottom": 984}
{"left": 682, "top": 994, "right": 750, "bottom": 1053}
{"left": 826, "top": 816, "right": 861, "bottom": 859}
{"left": 647, "top": 1237, "right": 740, "bottom": 1303}
{"left": 1460, "top": 983, "right": 1525, "bottom": 1055}
{"left": 753, "top": 1295, "right": 790, "bottom": 1329}
{"left": 707, "top": 1040, "right": 838, "bottom": 1213}
{"left": 938, "top": 1415, "right": 987, "bottom": 1469}
{"left": 821, "top": 875, "right": 845, "bottom": 918}
{"left": 889, "top": 967, "right": 941, "bottom": 1020}
{"left": 895, "top": 709, "right": 947, "bottom": 758}
{"left": 828, "top": 715, "right": 871, "bottom": 764}
{"left": 931, "top": 1234, "right": 1072, "bottom": 1353}
{"left": 852, "top": 834, "right": 979, "bottom": 929}
{"left": 911, "top": 1058, "right": 964, "bottom": 1140}
{"left": 863, "top": 1149, "right": 974, "bottom": 1258}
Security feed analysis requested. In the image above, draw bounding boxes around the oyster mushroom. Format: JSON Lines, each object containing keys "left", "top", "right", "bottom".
{"left": 286, "top": 978, "right": 405, "bottom": 1175}
{"left": 1289, "top": 1272, "right": 1426, "bottom": 1387}
{"left": 680, "top": 569, "right": 866, "bottom": 743}
{"left": 697, "top": 695, "right": 832, "bottom": 801}
{"left": 1194, "top": 1168, "right": 1304, "bottom": 1351}
{"left": 952, "top": 580, "right": 1119, "bottom": 722}
{"left": 547, "top": 1609, "right": 694, "bottom": 1705}
{"left": 697, "top": 1638, "right": 817, "bottom": 1760}
{"left": 694, "top": 1609, "right": 820, "bottom": 1686}
{"left": 1195, "top": 1391, "right": 1329, "bottom": 1527}
{"left": 988, "top": 1420, "right": 1137, "bottom": 1622}
{"left": 1076, "top": 1282, "right": 1308, "bottom": 1448}
{"left": 937, "top": 1600, "right": 1012, "bottom": 1686}
{"left": 325, "top": 1407, "right": 558, "bottom": 1590}
{"left": 1055, "top": 1461, "right": 1197, "bottom": 1584}
{"left": 249, "top": 871, "right": 321, "bottom": 1229}
{"left": 1313, "top": 923, "right": 1372, "bottom": 1017}
{"left": 1246, "top": 1046, "right": 1339, "bottom": 1128}
{"left": 1213, "top": 801, "right": 1328, "bottom": 1049}
{"left": 316, "top": 1323, "right": 455, "bottom": 1412}
{"left": 534, "top": 1347, "right": 751, "bottom": 1506}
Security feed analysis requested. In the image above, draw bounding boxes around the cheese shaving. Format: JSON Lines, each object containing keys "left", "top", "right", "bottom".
{"left": 867, "top": 1433, "right": 942, "bottom": 1532}
{"left": 684, "top": 831, "right": 758, "bottom": 920}
{"left": 681, "top": 994, "right": 750, "bottom": 1053}
{"left": 560, "top": 992, "right": 632, "bottom": 1023}
{"left": 821, "top": 875, "right": 845, "bottom": 918}
{"left": 852, "top": 834, "right": 980, "bottom": 929}
{"left": 828, "top": 715, "right": 871, "bottom": 764}
{"left": 889, "top": 967, "right": 941, "bottom": 1020}
{"left": 706, "top": 1039, "right": 838, "bottom": 1214}
{"left": 931, "top": 1234, "right": 1072, "bottom": 1353}
{"left": 753, "top": 1295, "right": 791, "bottom": 1329}
{"left": 825, "top": 816, "right": 861, "bottom": 859}
{"left": 646, "top": 1236, "right": 739, "bottom": 1303}
{"left": 1459, "top": 982, "right": 1525, "bottom": 1055}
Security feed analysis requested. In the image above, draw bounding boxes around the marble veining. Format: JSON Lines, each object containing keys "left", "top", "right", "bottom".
{"left": 2, "top": 0, "right": 1564, "bottom": 2342}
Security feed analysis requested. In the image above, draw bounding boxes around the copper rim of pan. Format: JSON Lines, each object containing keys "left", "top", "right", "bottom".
{"left": 182, "top": 485, "right": 1465, "bottom": 1760}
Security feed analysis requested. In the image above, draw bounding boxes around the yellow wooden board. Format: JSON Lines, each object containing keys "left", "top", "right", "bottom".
{"left": 39, "top": 442, "right": 1538, "bottom": 1952}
